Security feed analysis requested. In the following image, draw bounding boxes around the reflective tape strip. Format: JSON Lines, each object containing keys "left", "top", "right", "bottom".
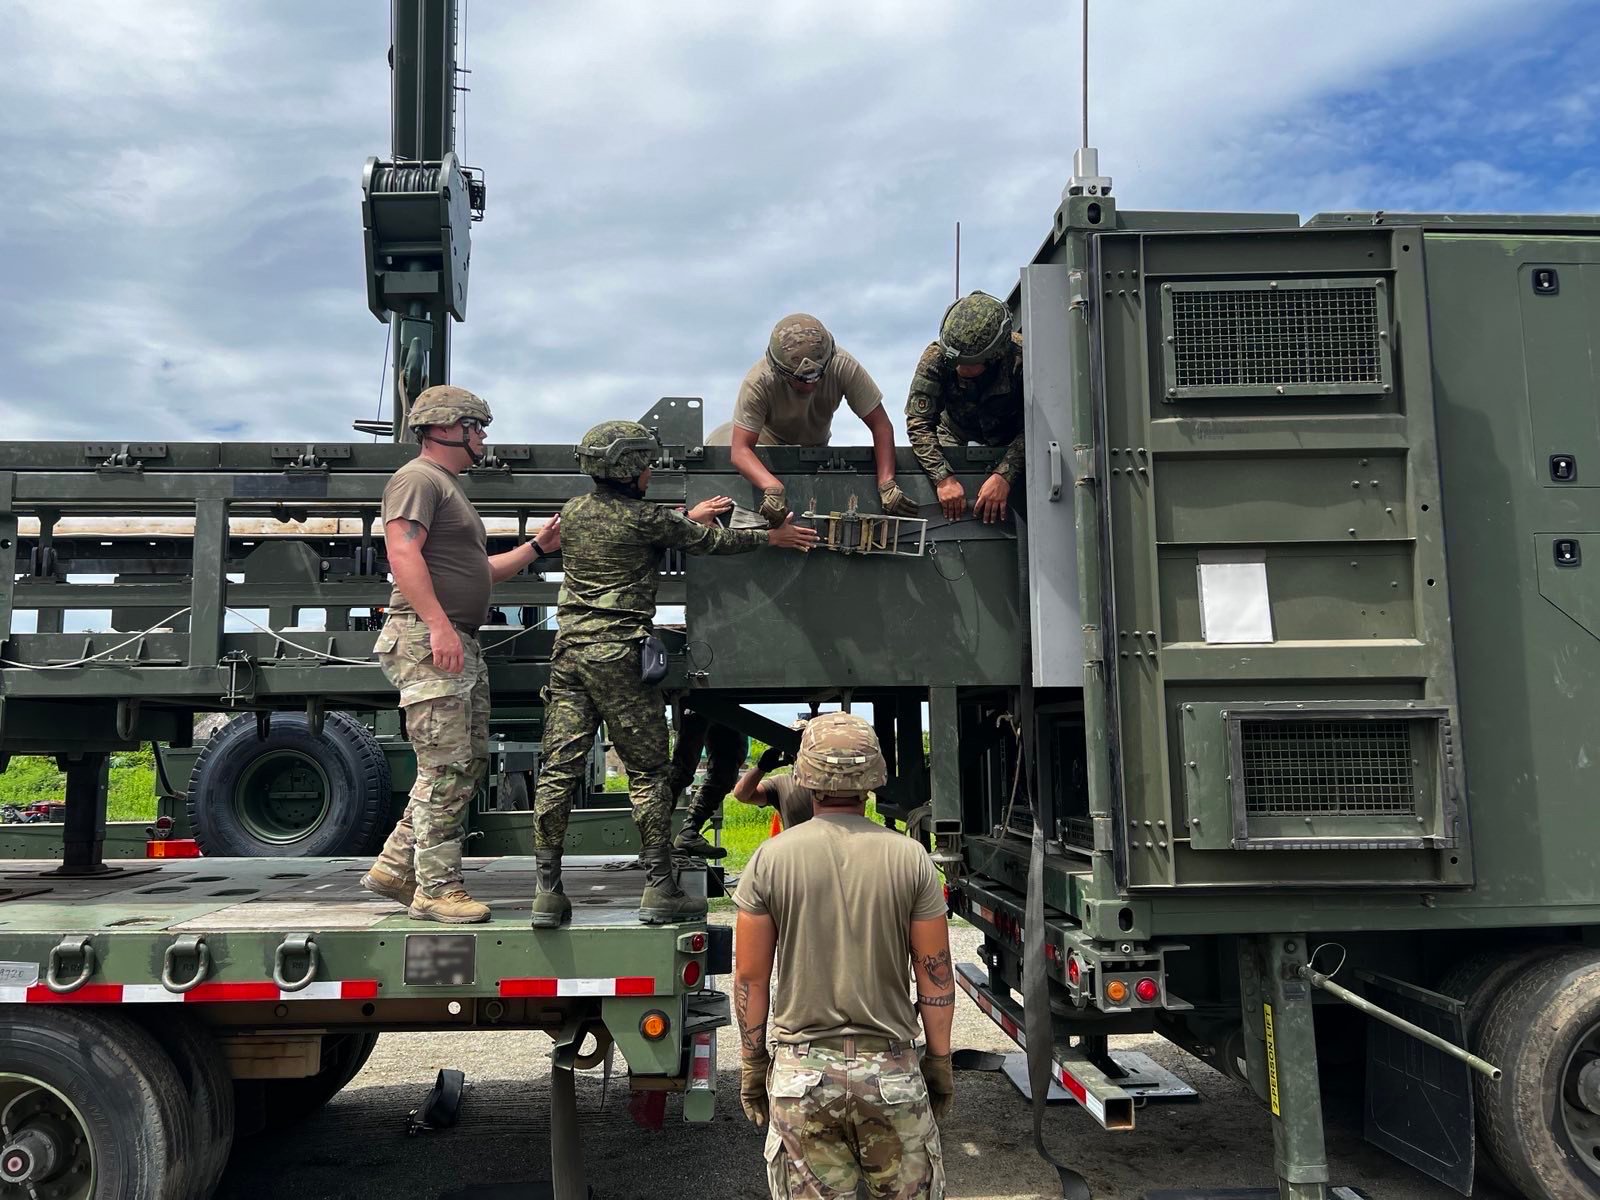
{"left": 498, "top": 976, "right": 658, "bottom": 998}
{"left": 973, "top": 902, "right": 997, "bottom": 924}
{"left": 0, "top": 980, "right": 382, "bottom": 1004}
{"left": 955, "top": 966, "right": 1107, "bottom": 1123}
{"left": 688, "top": 1033, "right": 714, "bottom": 1086}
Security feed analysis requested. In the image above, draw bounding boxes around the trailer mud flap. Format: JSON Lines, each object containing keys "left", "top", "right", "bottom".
{"left": 1360, "top": 972, "right": 1475, "bottom": 1195}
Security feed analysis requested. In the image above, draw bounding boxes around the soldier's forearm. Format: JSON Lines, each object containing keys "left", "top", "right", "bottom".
{"left": 730, "top": 438, "right": 782, "bottom": 492}
{"left": 487, "top": 540, "right": 539, "bottom": 583}
{"left": 733, "top": 976, "right": 771, "bottom": 1061}
{"left": 994, "top": 433, "right": 1026, "bottom": 484}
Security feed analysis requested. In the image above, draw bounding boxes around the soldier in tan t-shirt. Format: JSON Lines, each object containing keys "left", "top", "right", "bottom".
{"left": 733, "top": 713, "right": 954, "bottom": 1199}
{"left": 361, "top": 386, "right": 562, "bottom": 926}
{"left": 724, "top": 314, "right": 920, "bottom": 528}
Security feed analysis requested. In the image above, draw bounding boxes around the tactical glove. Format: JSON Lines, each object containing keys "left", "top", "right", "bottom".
{"left": 757, "top": 745, "right": 792, "bottom": 773}
{"left": 740, "top": 1054, "right": 772, "bottom": 1127}
{"left": 758, "top": 487, "right": 790, "bottom": 529}
{"left": 878, "top": 479, "right": 919, "bottom": 518}
{"left": 920, "top": 1050, "right": 955, "bottom": 1121}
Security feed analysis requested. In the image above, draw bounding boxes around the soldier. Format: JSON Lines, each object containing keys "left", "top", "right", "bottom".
{"left": 361, "top": 385, "right": 562, "bottom": 925}
{"left": 532, "top": 420, "right": 818, "bottom": 928}
{"left": 727, "top": 732, "right": 812, "bottom": 833}
{"left": 733, "top": 713, "right": 955, "bottom": 1199}
{"left": 667, "top": 711, "right": 749, "bottom": 859}
{"left": 721, "top": 313, "right": 919, "bottom": 527}
{"left": 671, "top": 722, "right": 808, "bottom": 858}
{"left": 906, "top": 290, "right": 1025, "bottom": 525}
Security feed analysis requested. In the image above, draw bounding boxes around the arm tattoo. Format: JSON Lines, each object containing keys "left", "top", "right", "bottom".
{"left": 401, "top": 520, "right": 424, "bottom": 543}
{"left": 734, "top": 980, "right": 768, "bottom": 1057}
{"left": 917, "top": 993, "right": 955, "bottom": 1008}
{"left": 920, "top": 949, "right": 953, "bottom": 991}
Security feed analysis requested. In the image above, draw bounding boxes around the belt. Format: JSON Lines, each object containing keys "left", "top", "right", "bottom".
{"left": 787, "top": 1035, "right": 905, "bottom": 1057}
{"left": 390, "top": 613, "right": 479, "bottom": 639}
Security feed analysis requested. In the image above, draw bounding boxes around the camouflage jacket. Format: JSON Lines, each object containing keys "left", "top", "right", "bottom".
{"left": 904, "top": 333, "right": 1026, "bottom": 483}
{"left": 555, "top": 488, "right": 765, "bottom": 647}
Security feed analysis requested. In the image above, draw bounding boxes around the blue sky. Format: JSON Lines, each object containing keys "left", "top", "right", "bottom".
{"left": 1, "top": 0, "right": 1596, "bottom": 449}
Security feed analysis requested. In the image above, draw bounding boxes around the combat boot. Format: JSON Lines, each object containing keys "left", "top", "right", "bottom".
{"left": 672, "top": 790, "right": 728, "bottom": 860}
{"left": 408, "top": 888, "right": 490, "bottom": 924}
{"left": 531, "top": 849, "right": 571, "bottom": 929}
{"left": 638, "top": 846, "right": 707, "bottom": 925}
{"left": 360, "top": 864, "right": 416, "bottom": 907}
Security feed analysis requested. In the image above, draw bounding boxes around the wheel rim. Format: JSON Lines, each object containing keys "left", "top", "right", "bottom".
{"left": 233, "top": 750, "right": 333, "bottom": 845}
{"left": 1562, "top": 1016, "right": 1600, "bottom": 1181}
{"left": 0, "top": 1075, "right": 94, "bottom": 1200}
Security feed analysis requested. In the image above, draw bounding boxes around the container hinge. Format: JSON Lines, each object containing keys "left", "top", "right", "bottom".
{"left": 1082, "top": 624, "right": 1103, "bottom": 664}
{"left": 1074, "top": 444, "right": 1096, "bottom": 485}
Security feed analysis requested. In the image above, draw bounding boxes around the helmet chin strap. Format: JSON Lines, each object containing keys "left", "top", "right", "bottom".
{"left": 423, "top": 430, "right": 486, "bottom": 466}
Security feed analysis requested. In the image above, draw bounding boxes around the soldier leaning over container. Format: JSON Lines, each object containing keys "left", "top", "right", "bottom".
{"left": 361, "top": 386, "right": 562, "bottom": 925}
{"left": 531, "top": 420, "right": 818, "bottom": 928}
{"left": 715, "top": 313, "right": 919, "bottom": 527}
{"left": 733, "top": 713, "right": 955, "bottom": 1200}
{"left": 906, "top": 290, "right": 1025, "bottom": 525}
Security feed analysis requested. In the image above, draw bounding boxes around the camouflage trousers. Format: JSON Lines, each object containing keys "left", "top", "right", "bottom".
{"left": 371, "top": 616, "right": 489, "bottom": 896}
{"left": 764, "top": 1041, "right": 945, "bottom": 1200}
{"left": 533, "top": 640, "right": 672, "bottom": 851}
{"left": 668, "top": 711, "right": 749, "bottom": 816}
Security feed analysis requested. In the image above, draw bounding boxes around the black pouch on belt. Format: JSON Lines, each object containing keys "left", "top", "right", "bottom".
{"left": 640, "top": 635, "right": 668, "bottom": 685}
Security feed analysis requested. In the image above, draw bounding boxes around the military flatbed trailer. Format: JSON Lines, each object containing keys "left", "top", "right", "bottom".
{"left": 0, "top": 856, "right": 721, "bottom": 1198}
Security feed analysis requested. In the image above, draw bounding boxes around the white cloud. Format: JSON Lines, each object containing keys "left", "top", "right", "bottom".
{"left": 0, "top": 0, "right": 1592, "bottom": 454}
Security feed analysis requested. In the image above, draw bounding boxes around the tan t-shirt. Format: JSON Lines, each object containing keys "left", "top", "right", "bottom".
{"left": 732, "top": 812, "right": 947, "bottom": 1044}
{"left": 731, "top": 348, "right": 882, "bottom": 446}
{"left": 758, "top": 774, "right": 816, "bottom": 831}
{"left": 382, "top": 458, "right": 492, "bottom": 627}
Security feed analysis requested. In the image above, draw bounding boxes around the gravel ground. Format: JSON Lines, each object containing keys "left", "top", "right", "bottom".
{"left": 216, "top": 921, "right": 1512, "bottom": 1199}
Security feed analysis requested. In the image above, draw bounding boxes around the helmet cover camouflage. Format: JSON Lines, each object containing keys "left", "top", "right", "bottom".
{"left": 765, "top": 314, "right": 836, "bottom": 384}
{"left": 792, "top": 712, "right": 887, "bottom": 794}
{"left": 575, "top": 419, "right": 660, "bottom": 481}
{"left": 938, "top": 291, "right": 1013, "bottom": 365}
{"left": 406, "top": 384, "right": 494, "bottom": 430}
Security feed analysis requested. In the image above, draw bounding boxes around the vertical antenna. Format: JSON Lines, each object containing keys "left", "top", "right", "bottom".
{"left": 954, "top": 221, "right": 961, "bottom": 299}
{"left": 1065, "top": 0, "right": 1111, "bottom": 198}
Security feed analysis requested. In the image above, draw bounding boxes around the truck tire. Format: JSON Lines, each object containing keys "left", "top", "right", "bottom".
{"left": 1437, "top": 943, "right": 1573, "bottom": 1047}
{"left": 234, "top": 1031, "right": 380, "bottom": 1137}
{"left": 134, "top": 1012, "right": 234, "bottom": 1199}
{"left": 0, "top": 1008, "right": 194, "bottom": 1200}
{"left": 1475, "top": 947, "right": 1600, "bottom": 1199}
{"left": 497, "top": 769, "right": 531, "bottom": 811}
{"left": 187, "top": 712, "right": 391, "bottom": 858}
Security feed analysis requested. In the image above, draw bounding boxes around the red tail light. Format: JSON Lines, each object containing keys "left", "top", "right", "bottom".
{"left": 1067, "top": 956, "right": 1081, "bottom": 985}
{"left": 1135, "top": 978, "right": 1159, "bottom": 1003}
{"left": 682, "top": 960, "right": 702, "bottom": 988}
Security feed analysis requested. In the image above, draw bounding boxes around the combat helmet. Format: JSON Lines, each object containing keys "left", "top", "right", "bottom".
{"left": 575, "top": 420, "right": 660, "bottom": 481}
{"left": 406, "top": 384, "right": 493, "bottom": 430}
{"left": 792, "top": 712, "right": 887, "bottom": 794}
{"left": 938, "top": 291, "right": 1013, "bottom": 365}
{"left": 766, "top": 314, "right": 836, "bottom": 384}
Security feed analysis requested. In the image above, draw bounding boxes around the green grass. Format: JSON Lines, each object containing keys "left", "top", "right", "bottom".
{"left": 0, "top": 749, "right": 159, "bottom": 822}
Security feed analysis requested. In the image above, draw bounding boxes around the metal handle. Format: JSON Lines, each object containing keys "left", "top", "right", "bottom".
{"left": 272, "top": 934, "right": 319, "bottom": 992}
{"left": 45, "top": 936, "right": 95, "bottom": 994}
{"left": 161, "top": 935, "right": 210, "bottom": 994}
{"left": 1047, "top": 441, "right": 1063, "bottom": 501}
{"left": 1299, "top": 965, "right": 1501, "bottom": 1081}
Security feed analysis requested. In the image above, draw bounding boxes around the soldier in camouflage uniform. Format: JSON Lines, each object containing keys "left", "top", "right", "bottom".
{"left": 362, "top": 386, "right": 561, "bottom": 924}
{"left": 667, "top": 711, "right": 749, "bottom": 859}
{"left": 733, "top": 714, "right": 956, "bottom": 1199}
{"left": 905, "top": 290, "right": 1025, "bottom": 525}
{"left": 531, "top": 420, "right": 817, "bottom": 927}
